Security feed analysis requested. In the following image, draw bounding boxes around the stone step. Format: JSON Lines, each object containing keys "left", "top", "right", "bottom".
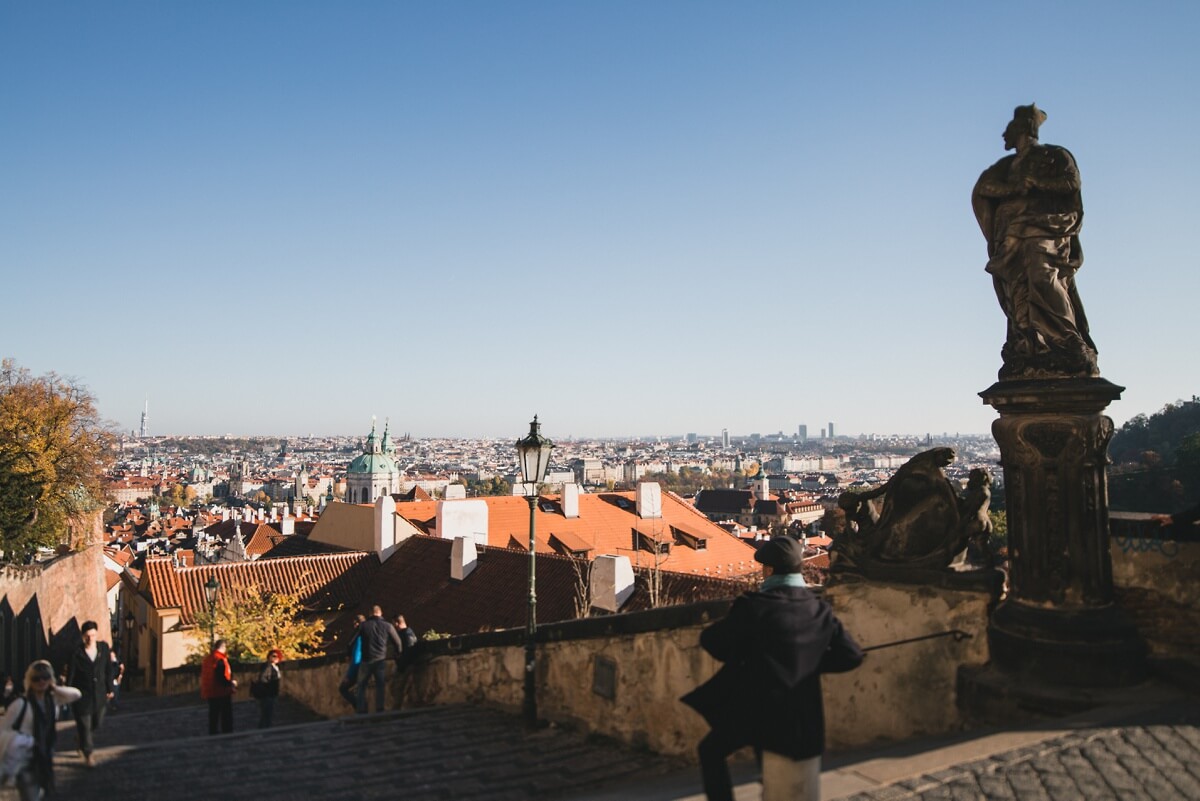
{"left": 55, "top": 703, "right": 677, "bottom": 801}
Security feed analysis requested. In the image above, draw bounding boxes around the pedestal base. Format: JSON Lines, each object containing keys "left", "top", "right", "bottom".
{"left": 989, "top": 599, "right": 1147, "bottom": 687}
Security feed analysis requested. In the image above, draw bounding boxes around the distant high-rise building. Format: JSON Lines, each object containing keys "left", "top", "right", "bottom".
{"left": 686, "top": 432, "right": 698, "bottom": 444}
{"left": 721, "top": 428, "right": 730, "bottom": 448}
{"left": 798, "top": 424, "right": 807, "bottom": 442}
{"left": 139, "top": 401, "right": 149, "bottom": 438}
{"left": 828, "top": 422, "right": 835, "bottom": 439}
{"left": 820, "top": 428, "right": 826, "bottom": 439}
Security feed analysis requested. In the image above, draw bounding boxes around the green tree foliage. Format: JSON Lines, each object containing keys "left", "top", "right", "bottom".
{"left": 987, "top": 510, "right": 1008, "bottom": 555}
{"left": 1109, "top": 397, "right": 1200, "bottom": 512}
{"left": 464, "top": 476, "right": 511, "bottom": 497}
{"left": 1110, "top": 397, "right": 1200, "bottom": 465}
{"left": 640, "top": 468, "right": 745, "bottom": 496}
{"left": 1176, "top": 433, "right": 1200, "bottom": 468}
{"left": 0, "top": 360, "right": 115, "bottom": 560}
{"left": 189, "top": 582, "right": 325, "bottom": 664}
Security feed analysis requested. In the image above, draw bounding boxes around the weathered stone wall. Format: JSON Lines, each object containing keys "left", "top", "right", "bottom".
{"left": 397, "top": 585, "right": 993, "bottom": 758}
{"left": 0, "top": 547, "right": 111, "bottom": 677}
{"left": 821, "top": 581, "right": 992, "bottom": 749}
{"left": 1110, "top": 513, "right": 1200, "bottom": 659}
{"left": 161, "top": 662, "right": 282, "bottom": 698}
{"left": 1110, "top": 514, "right": 1200, "bottom": 607}
{"left": 270, "top": 655, "right": 350, "bottom": 718}
{"left": 401, "top": 624, "right": 715, "bottom": 756}
{"left": 152, "top": 584, "right": 994, "bottom": 755}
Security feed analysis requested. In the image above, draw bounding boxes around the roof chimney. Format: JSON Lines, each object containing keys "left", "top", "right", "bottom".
{"left": 436, "top": 499, "right": 489, "bottom": 546}
{"left": 280, "top": 516, "right": 295, "bottom": 536}
{"left": 444, "top": 484, "right": 467, "bottom": 500}
{"left": 450, "top": 536, "right": 478, "bottom": 580}
{"left": 561, "top": 483, "right": 580, "bottom": 519}
{"left": 374, "top": 494, "right": 398, "bottom": 558}
{"left": 591, "top": 555, "right": 635, "bottom": 612}
{"left": 636, "top": 481, "right": 662, "bottom": 519}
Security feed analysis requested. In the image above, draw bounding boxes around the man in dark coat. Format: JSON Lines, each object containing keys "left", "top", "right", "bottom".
{"left": 66, "top": 620, "right": 119, "bottom": 767}
{"left": 353, "top": 605, "right": 415, "bottom": 713}
{"left": 682, "top": 536, "right": 863, "bottom": 801}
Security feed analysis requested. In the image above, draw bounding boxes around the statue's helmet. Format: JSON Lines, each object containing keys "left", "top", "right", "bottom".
{"left": 1009, "top": 103, "right": 1047, "bottom": 139}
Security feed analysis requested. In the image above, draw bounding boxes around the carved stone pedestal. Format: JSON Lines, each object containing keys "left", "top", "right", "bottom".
{"left": 980, "top": 378, "right": 1146, "bottom": 687}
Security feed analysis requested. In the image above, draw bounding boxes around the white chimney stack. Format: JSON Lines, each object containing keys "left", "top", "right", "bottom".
{"left": 591, "top": 555, "right": 635, "bottom": 612}
{"left": 444, "top": 484, "right": 467, "bottom": 500}
{"left": 374, "top": 494, "right": 398, "bottom": 557}
{"left": 280, "top": 516, "right": 295, "bottom": 536}
{"left": 436, "top": 499, "right": 489, "bottom": 546}
{"left": 636, "top": 481, "right": 662, "bottom": 519}
{"left": 562, "top": 483, "right": 580, "bottom": 519}
{"left": 450, "top": 536, "right": 478, "bottom": 580}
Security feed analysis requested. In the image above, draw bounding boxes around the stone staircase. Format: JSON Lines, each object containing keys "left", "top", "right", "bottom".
{"left": 51, "top": 694, "right": 677, "bottom": 801}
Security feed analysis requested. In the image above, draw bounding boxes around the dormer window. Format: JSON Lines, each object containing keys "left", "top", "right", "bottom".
{"left": 633, "top": 528, "right": 671, "bottom": 555}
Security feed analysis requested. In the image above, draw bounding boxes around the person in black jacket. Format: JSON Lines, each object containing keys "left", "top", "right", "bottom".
{"left": 682, "top": 537, "right": 864, "bottom": 801}
{"left": 253, "top": 649, "right": 283, "bottom": 729}
{"left": 353, "top": 606, "right": 415, "bottom": 713}
{"left": 65, "top": 621, "right": 119, "bottom": 767}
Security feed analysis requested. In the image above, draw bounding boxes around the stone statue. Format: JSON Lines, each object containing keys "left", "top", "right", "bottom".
{"left": 956, "top": 468, "right": 994, "bottom": 568}
{"left": 972, "top": 104, "right": 1098, "bottom": 380}
{"left": 832, "top": 448, "right": 994, "bottom": 576}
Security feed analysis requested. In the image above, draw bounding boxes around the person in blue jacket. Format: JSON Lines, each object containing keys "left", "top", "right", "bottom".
{"left": 338, "top": 614, "right": 366, "bottom": 708}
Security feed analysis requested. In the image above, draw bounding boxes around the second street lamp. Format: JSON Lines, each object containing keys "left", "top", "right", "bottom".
{"left": 203, "top": 576, "right": 220, "bottom": 647}
{"left": 515, "top": 415, "right": 554, "bottom": 727}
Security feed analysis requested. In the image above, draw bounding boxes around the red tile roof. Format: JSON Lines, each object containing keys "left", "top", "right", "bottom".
{"left": 139, "top": 552, "right": 378, "bottom": 624}
{"left": 324, "top": 535, "right": 746, "bottom": 647}
{"left": 383, "top": 489, "right": 760, "bottom": 578}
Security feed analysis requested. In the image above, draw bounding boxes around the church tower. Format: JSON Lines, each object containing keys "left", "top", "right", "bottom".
{"left": 344, "top": 418, "right": 401, "bottom": 504}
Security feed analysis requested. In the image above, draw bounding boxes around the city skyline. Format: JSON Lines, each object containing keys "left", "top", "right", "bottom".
{"left": 3, "top": 2, "right": 1197, "bottom": 438}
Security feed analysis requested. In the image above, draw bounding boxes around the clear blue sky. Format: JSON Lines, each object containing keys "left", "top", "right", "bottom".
{"left": 2, "top": 2, "right": 1197, "bottom": 439}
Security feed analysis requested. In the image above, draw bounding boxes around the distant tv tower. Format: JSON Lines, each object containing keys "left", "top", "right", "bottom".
{"left": 139, "top": 401, "right": 149, "bottom": 438}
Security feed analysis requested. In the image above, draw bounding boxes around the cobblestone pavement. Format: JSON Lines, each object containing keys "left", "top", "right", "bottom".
{"left": 56, "top": 695, "right": 324, "bottom": 751}
{"left": 41, "top": 694, "right": 1200, "bottom": 801}
{"left": 54, "top": 700, "right": 678, "bottom": 801}
{"left": 834, "top": 705, "right": 1200, "bottom": 801}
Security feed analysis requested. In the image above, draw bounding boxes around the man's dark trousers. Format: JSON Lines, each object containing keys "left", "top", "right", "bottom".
{"left": 74, "top": 703, "right": 106, "bottom": 755}
{"left": 208, "top": 697, "right": 233, "bottom": 734}
{"left": 356, "top": 660, "right": 388, "bottom": 713}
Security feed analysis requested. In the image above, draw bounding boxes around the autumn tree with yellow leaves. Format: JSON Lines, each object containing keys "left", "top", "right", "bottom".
{"left": 190, "top": 582, "right": 326, "bottom": 664}
{"left": 0, "top": 359, "right": 115, "bottom": 561}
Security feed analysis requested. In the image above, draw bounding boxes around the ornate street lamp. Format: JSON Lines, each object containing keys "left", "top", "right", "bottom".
{"left": 203, "top": 576, "right": 220, "bottom": 647}
{"left": 123, "top": 611, "right": 135, "bottom": 680}
{"left": 515, "top": 415, "right": 553, "bottom": 727}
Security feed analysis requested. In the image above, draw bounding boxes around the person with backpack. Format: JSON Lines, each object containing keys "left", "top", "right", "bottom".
{"left": 0, "top": 660, "right": 82, "bottom": 799}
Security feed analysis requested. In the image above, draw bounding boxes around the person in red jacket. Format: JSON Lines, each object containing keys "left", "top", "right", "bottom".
{"left": 199, "top": 640, "right": 237, "bottom": 735}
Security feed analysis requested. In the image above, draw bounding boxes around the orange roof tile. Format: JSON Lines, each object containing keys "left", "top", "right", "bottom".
{"left": 140, "top": 552, "right": 377, "bottom": 624}
{"left": 388, "top": 488, "right": 759, "bottom": 577}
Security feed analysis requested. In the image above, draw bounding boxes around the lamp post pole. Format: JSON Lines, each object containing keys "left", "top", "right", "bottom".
{"left": 515, "top": 415, "right": 553, "bottom": 729}
{"left": 123, "top": 611, "right": 135, "bottom": 686}
{"left": 524, "top": 491, "right": 538, "bottom": 726}
{"left": 203, "top": 576, "right": 220, "bottom": 647}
